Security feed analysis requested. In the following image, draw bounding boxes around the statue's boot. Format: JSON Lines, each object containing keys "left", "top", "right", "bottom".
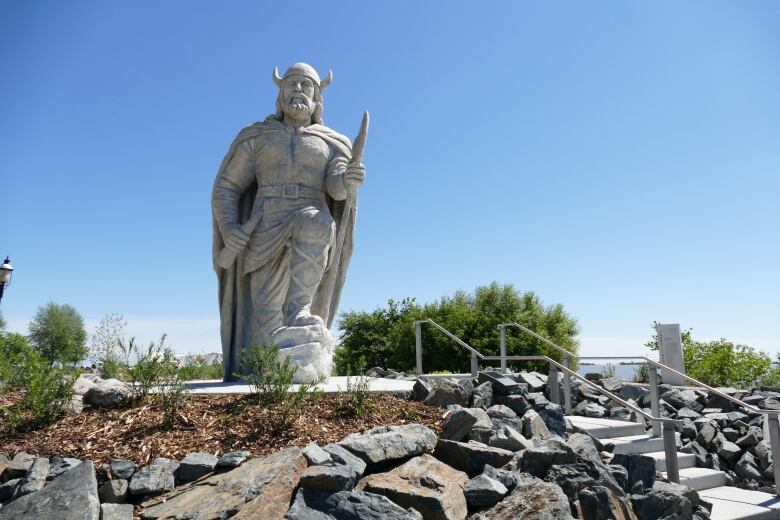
{"left": 284, "top": 239, "right": 327, "bottom": 328}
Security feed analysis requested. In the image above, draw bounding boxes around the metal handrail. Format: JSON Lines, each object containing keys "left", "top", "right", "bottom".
{"left": 414, "top": 318, "right": 683, "bottom": 482}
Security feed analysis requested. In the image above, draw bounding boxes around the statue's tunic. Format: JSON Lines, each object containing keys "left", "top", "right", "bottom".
{"left": 211, "top": 117, "right": 355, "bottom": 378}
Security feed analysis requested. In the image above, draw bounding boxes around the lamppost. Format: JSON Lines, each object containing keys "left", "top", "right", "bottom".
{"left": 0, "top": 257, "right": 13, "bottom": 303}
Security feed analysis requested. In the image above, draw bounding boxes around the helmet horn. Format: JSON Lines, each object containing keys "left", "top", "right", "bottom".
{"left": 272, "top": 67, "right": 283, "bottom": 87}
{"left": 320, "top": 69, "right": 333, "bottom": 90}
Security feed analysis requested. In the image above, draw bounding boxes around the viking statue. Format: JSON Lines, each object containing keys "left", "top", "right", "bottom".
{"left": 212, "top": 63, "right": 366, "bottom": 382}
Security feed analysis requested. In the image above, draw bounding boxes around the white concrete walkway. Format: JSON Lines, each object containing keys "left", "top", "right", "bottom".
{"left": 184, "top": 377, "right": 415, "bottom": 395}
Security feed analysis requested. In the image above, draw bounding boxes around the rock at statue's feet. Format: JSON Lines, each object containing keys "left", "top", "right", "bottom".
{"left": 290, "top": 310, "right": 325, "bottom": 328}
{"left": 270, "top": 324, "right": 334, "bottom": 384}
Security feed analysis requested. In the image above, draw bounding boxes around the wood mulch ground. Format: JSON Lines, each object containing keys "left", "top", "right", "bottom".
{"left": 0, "top": 394, "right": 444, "bottom": 467}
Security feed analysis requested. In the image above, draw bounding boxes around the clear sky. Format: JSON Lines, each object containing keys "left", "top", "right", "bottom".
{"left": 1, "top": 1, "right": 778, "bottom": 358}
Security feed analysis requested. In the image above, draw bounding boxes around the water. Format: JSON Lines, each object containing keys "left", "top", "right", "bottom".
{"left": 577, "top": 363, "right": 642, "bottom": 381}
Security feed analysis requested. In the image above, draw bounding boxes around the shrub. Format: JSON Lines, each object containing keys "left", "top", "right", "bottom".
{"left": 28, "top": 302, "right": 88, "bottom": 366}
{"left": 336, "top": 283, "right": 579, "bottom": 375}
{"left": 334, "top": 374, "right": 374, "bottom": 419}
{"left": 90, "top": 313, "right": 127, "bottom": 367}
{"left": 601, "top": 363, "right": 616, "bottom": 379}
{"left": 0, "top": 331, "right": 31, "bottom": 391}
{"left": 633, "top": 363, "right": 649, "bottom": 383}
{"left": 177, "top": 355, "right": 224, "bottom": 380}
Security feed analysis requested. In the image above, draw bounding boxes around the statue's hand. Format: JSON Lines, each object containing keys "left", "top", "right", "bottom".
{"left": 344, "top": 163, "right": 365, "bottom": 191}
{"left": 223, "top": 224, "right": 250, "bottom": 253}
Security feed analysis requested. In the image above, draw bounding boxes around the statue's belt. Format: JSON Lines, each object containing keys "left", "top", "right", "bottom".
{"left": 256, "top": 184, "right": 324, "bottom": 200}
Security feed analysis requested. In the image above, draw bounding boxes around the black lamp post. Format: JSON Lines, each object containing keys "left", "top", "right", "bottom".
{"left": 0, "top": 257, "right": 13, "bottom": 303}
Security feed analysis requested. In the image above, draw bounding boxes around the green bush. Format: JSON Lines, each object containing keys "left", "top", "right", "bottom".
{"left": 0, "top": 331, "right": 32, "bottom": 391}
{"left": 646, "top": 322, "right": 775, "bottom": 388}
{"left": 28, "top": 302, "right": 88, "bottom": 366}
{"left": 601, "top": 363, "right": 616, "bottom": 379}
{"left": 334, "top": 374, "right": 374, "bottom": 419}
{"left": 336, "top": 283, "right": 579, "bottom": 375}
{"left": 177, "top": 355, "right": 224, "bottom": 381}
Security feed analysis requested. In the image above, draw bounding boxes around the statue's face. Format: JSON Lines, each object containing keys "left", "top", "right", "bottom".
{"left": 281, "top": 74, "right": 316, "bottom": 119}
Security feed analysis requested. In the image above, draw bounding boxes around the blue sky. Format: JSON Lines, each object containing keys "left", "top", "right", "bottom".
{"left": 1, "top": 1, "right": 778, "bottom": 357}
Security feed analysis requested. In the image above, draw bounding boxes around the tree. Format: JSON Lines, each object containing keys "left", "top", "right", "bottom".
{"left": 28, "top": 302, "right": 88, "bottom": 366}
{"left": 89, "top": 313, "right": 127, "bottom": 364}
{"left": 0, "top": 309, "right": 6, "bottom": 330}
{"left": 335, "top": 283, "right": 579, "bottom": 375}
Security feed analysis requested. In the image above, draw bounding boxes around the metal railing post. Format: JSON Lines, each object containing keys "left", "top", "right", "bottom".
{"left": 549, "top": 362, "right": 560, "bottom": 405}
{"left": 499, "top": 325, "right": 507, "bottom": 373}
{"left": 471, "top": 353, "right": 478, "bottom": 377}
{"left": 663, "top": 422, "right": 680, "bottom": 484}
{"left": 563, "top": 354, "right": 573, "bottom": 414}
{"left": 649, "top": 364, "right": 661, "bottom": 437}
{"left": 415, "top": 321, "right": 423, "bottom": 375}
{"left": 767, "top": 415, "right": 780, "bottom": 495}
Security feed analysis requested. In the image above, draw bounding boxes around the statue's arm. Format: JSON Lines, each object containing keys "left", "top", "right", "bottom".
{"left": 212, "top": 140, "right": 256, "bottom": 233}
{"left": 324, "top": 155, "right": 349, "bottom": 201}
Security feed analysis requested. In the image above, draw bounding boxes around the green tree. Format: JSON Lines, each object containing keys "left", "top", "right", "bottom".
{"left": 0, "top": 309, "right": 6, "bottom": 330}
{"left": 335, "top": 283, "right": 579, "bottom": 375}
{"left": 28, "top": 302, "right": 88, "bottom": 366}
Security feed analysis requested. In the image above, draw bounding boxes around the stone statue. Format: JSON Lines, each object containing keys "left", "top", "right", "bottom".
{"left": 211, "top": 63, "right": 366, "bottom": 382}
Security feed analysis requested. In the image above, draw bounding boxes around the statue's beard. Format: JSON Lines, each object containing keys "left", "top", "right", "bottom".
{"left": 284, "top": 95, "right": 313, "bottom": 117}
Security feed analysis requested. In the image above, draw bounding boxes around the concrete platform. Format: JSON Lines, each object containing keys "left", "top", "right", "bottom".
{"left": 701, "top": 486, "right": 780, "bottom": 520}
{"left": 645, "top": 450, "right": 696, "bottom": 471}
{"left": 609, "top": 434, "right": 671, "bottom": 455}
{"left": 566, "top": 416, "right": 646, "bottom": 439}
{"left": 184, "top": 377, "right": 416, "bottom": 395}
{"left": 662, "top": 467, "right": 727, "bottom": 491}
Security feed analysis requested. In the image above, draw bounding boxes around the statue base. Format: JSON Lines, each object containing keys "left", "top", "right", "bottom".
{"left": 270, "top": 324, "right": 334, "bottom": 383}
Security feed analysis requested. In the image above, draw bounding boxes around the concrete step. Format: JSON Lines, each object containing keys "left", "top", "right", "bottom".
{"left": 644, "top": 450, "right": 696, "bottom": 471}
{"left": 565, "top": 416, "right": 646, "bottom": 439}
{"left": 700, "top": 486, "right": 780, "bottom": 520}
{"left": 609, "top": 434, "right": 680, "bottom": 455}
{"left": 660, "top": 467, "right": 727, "bottom": 491}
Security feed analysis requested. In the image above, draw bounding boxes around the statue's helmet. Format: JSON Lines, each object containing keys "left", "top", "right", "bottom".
{"left": 273, "top": 63, "right": 332, "bottom": 91}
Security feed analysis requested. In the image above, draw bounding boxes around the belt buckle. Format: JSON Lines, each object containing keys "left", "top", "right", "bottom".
{"left": 282, "top": 184, "right": 299, "bottom": 199}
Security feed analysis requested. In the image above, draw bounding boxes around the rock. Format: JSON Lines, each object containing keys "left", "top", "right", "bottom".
{"left": 458, "top": 378, "right": 475, "bottom": 399}
{"left": 495, "top": 394, "right": 531, "bottom": 416}
{"left": 520, "top": 441, "right": 577, "bottom": 478}
{"left": 517, "top": 371, "right": 547, "bottom": 392}
{"left": 442, "top": 407, "right": 492, "bottom": 441}
{"left": 736, "top": 426, "right": 763, "bottom": 448}
{"left": 0, "top": 459, "right": 100, "bottom": 520}
{"left": 631, "top": 488, "right": 694, "bottom": 520}
{"left": 478, "top": 372, "right": 527, "bottom": 396}
{"left": 696, "top": 421, "right": 718, "bottom": 450}
{"left": 300, "top": 463, "right": 361, "bottom": 492}
{"left": 323, "top": 444, "right": 367, "bottom": 477}
{"left": 46, "top": 457, "right": 81, "bottom": 481}
{"left": 100, "top": 503, "right": 133, "bottom": 520}
{"left": 482, "top": 464, "right": 519, "bottom": 492}
{"left": 366, "top": 367, "right": 390, "bottom": 377}
{"left": 612, "top": 453, "right": 656, "bottom": 492}
{"left": 0, "top": 452, "right": 8, "bottom": 479}
{"left": 302, "top": 443, "right": 333, "bottom": 466}
{"left": 424, "top": 379, "right": 470, "bottom": 408}
{"left": 464, "top": 473, "right": 508, "bottom": 509}
{"left": 98, "top": 479, "right": 128, "bottom": 503}
{"left": 471, "top": 382, "right": 494, "bottom": 409}
{"left": 176, "top": 452, "right": 218, "bottom": 482}
{"left": 566, "top": 433, "right": 602, "bottom": 465}
{"left": 677, "top": 407, "right": 702, "bottom": 420}
{"left": 104, "top": 460, "right": 135, "bottom": 480}
{"left": 538, "top": 403, "right": 567, "bottom": 437}
{"left": 357, "top": 454, "right": 467, "bottom": 520}
{"left": 216, "top": 451, "right": 250, "bottom": 469}
{"left": 527, "top": 392, "right": 550, "bottom": 409}
{"left": 601, "top": 377, "right": 623, "bottom": 393}
{"left": 620, "top": 384, "right": 650, "bottom": 405}
{"left": 411, "top": 378, "right": 433, "bottom": 402}
{"left": 0, "top": 479, "right": 20, "bottom": 502}
{"left": 608, "top": 464, "right": 629, "bottom": 491}
{"left": 574, "top": 401, "right": 607, "bottom": 418}
{"left": 5, "top": 452, "right": 35, "bottom": 480}
{"left": 722, "top": 427, "right": 740, "bottom": 442}
{"left": 488, "top": 425, "right": 532, "bottom": 452}
{"left": 83, "top": 378, "right": 133, "bottom": 408}
{"left": 521, "top": 409, "right": 552, "bottom": 439}
{"left": 284, "top": 488, "right": 423, "bottom": 520}
{"left": 470, "top": 473, "right": 574, "bottom": 519}
{"left": 715, "top": 438, "right": 742, "bottom": 465}
{"left": 339, "top": 424, "right": 437, "bottom": 466}
{"left": 680, "top": 418, "right": 698, "bottom": 440}
{"left": 755, "top": 440, "right": 772, "bottom": 469}
{"left": 652, "top": 480, "right": 700, "bottom": 506}
{"left": 16, "top": 457, "right": 49, "bottom": 496}
{"left": 128, "top": 462, "right": 175, "bottom": 497}
{"left": 545, "top": 463, "right": 597, "bottom": 503}
{"left": 487, "top": 404, "right": 517, "bottom": 419}
{"left": 141, "top": 447, "right": 305, "bottom": 520}
{"left": 433, "top": 439, "right": 514, "bottom": 477}
{"left": 734, "top": 454, "right": 762, "bottom": 483}
{"left": 72, "top": 375, "right": 97, "bottom": 396}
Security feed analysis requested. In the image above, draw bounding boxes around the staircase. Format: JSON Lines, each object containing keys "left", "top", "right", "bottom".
{"left": 568, "top": 416, "right": 780, "bottom": 520}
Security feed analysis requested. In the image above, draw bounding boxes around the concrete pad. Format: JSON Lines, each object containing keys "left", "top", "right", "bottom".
{"left": 644, "top": 450, "right": 696, "bottom": 471}
{"left": 662, "top": 467, "right": 727, "bottom": 491}
{"left": 701, "top": 486, "right": 780, "bottom": 520}
{"left": 184, "top": 377, "right": 415, "bottom": 395}
{"left": 566, "top": 416, "right": 645, "bottom": 439}
{"left": 609, "top": 434, "right": 667, "bottom": 455}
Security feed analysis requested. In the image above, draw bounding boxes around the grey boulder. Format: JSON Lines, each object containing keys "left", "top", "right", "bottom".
{"left": 216, "top": 451, "right": 251, "bottom": 469}
{"left": 100, "top": 503, "right": 133, "bottom": 520}
{"left": 284, "top": 488, "right": 423, "bottom": 520}
{"left": 464, "top": 473, "right": 509, "bottom": 508}
{"left": 339, "top": 424, "right": 437, "bottom": 466}
{"left": 434, "top": 439, "right": 514, "bottom": 476}
{"left": 176, "top": 452, "right": 218, "bottom": 482}
{"left": 83, "top": 378, "right": 133, "bottom": 408}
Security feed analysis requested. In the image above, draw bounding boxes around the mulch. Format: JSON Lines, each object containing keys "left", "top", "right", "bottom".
{"left": 0, "top": 393, "right": 444, "bottom": 467}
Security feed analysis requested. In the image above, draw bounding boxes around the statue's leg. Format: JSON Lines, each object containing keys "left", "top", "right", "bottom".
{"left": 284, "top": 208, "right": 335, "bottom": 327}
{"left": 249, "top": 249, "right": 291, "bottom": 344}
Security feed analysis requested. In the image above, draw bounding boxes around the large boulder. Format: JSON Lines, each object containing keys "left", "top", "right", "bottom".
{"left": 464, "top": 473, "right": 508, "bottom": 509}
{"left": 0, "top": 459, "right": 100, "bottom": 520}
{"left": 538, "top": 403, "right": 567, "bottom": 437}
{"left": 521, "top": 409, "right": 552, "bottom": 439}
{"left": 612, "top": 453, "right": 656, "bottom": 492}
{"left": 577, "top": 486, "right": 634, "bottom": 520}
{"left": 424, "top": 380, "right": 470, "bottom": 408}
{"left": 433, "top": 440, "right": 514, "bottom": 477}
{"left": 488, "top": 425, "right": 532, "bottom": 452}
{"left": 358, "top": 454, "right": 468, "bottom": 520}
{"left": 4, "top": 452, "right": 35, "bottom": 479}
{"left": 284, "top": 489, "right": 423, "bottom": 520}
{"left": 441, "top": 407, "right": 492, "bottom": 441}
{"left": 339, "top": 424, "right": 437, "bottom": 466}
{"left": 16, "top": 457, "right": 49, "bottom": 496}
{"left": 300, "top": 463, "right": 361, "bottom": 492}
{"left": 98, "top": 479, "right": 128, "bottom": 504}
{"left": 520, "top": 441, "right": 578, "bottom": 478}
{"left": 176, "top": 452, "right": 218, "bottom": 482}
{"left": 216, "top": 451, "right": 251, "bottom": 469}
{"left": 141, "top": 447, "right": 306, "bottom": 520}
{"left": 471, "top": 382, "right": 494, "bottom": 409}
{"left": 469, "top": 473, "right": 574, "bottom": 520}
{"left": 631, "top": 488, "right": 694, "bottom": 520}
{"left": 83, "top": 378, "right": 133, "bottom": 408}
{"left": 100, "top": 504, "right": 133, "bottom": 520}
{"left": 516, "top": 371, "right": 547, "bottom": 392}
{"left": 129, "top": 461, "right": 176, "bottom": 497}
{"left": 104, "top": 459, "right": 135, "bottom": 480}
{"left": 478, "top": 372, "right": 528, "bottom": 396}
{"left": 47, "top": 457, "right": 82, "bottom": 481}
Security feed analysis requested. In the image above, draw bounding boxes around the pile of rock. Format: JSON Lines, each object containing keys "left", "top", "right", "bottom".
{"left": 71, "top": 374, "right": 134, "bottom": 413}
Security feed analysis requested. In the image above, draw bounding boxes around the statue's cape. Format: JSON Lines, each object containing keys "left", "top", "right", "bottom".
{"left": 211, "top": 116, "right": 356, "bottom": 380}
